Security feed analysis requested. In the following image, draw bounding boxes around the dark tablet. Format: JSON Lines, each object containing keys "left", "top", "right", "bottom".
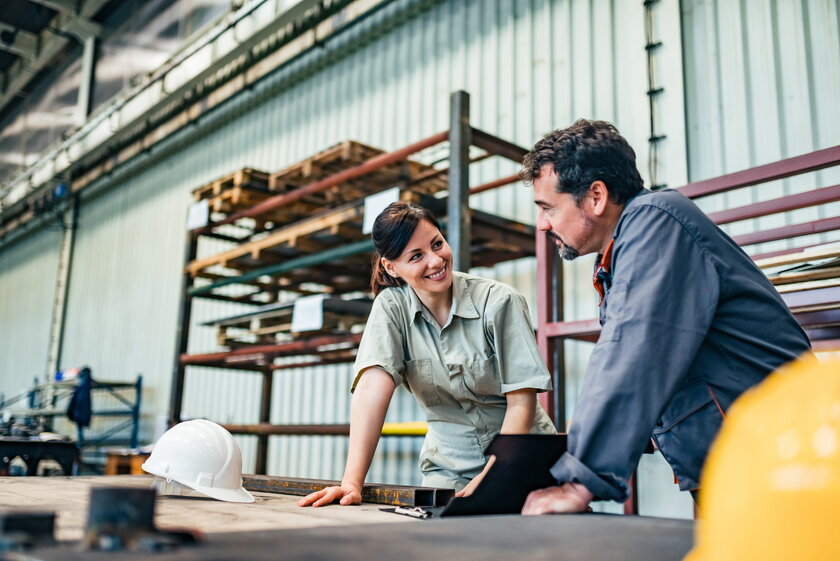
{"left": 440, "top": 433, "right": 567, "bottom": 517}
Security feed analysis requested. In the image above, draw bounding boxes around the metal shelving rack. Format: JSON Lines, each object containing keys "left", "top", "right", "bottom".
{"left": 172, "top": 91, "right": 539, "bottom": 474}
{"left": 0, "top": 375, "right": 142, "bottom": 473}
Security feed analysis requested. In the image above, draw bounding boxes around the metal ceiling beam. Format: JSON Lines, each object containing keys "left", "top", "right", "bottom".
{"left": 55, "top": 15, "right": 102, "bottom": 40}
{"left": 0, "top": 23, "right": 40, "bottom": 62}
{"left": 0, "top": 0, "right": 109, "bottom": 115}
{"left": 25, "top": 0, "right": 79, "bottom": 15}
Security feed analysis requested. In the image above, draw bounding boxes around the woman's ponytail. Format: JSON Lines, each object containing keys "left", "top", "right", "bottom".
{"left": 370, "top": 252, "right": 403, "bottom": 295}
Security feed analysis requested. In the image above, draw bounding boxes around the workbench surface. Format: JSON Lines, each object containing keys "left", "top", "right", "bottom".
{"left": 0, "top": 475, "right": 409, "bottom": 540}
{"left": 0, "top": 475, "right": 695, "bottom": 560}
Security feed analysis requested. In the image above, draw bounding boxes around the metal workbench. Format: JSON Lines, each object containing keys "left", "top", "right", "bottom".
{"left": 0, "top": 475, "right": 694, "bottom": 560}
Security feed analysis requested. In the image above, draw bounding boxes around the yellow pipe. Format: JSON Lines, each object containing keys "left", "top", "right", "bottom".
{"left": 381, "top": 421, "right": 427, "bottom": 436}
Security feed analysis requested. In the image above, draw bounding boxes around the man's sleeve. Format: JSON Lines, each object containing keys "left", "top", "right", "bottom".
{"left": 351, "top": 291, "right": 405, "bottom": 392}
{"left": 550, "top": 205, "right": 720, "bottom": 501}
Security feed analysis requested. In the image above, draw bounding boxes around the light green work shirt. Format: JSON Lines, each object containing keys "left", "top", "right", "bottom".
{"left": 352, "top": 272, "right": 556, "bottom": 489}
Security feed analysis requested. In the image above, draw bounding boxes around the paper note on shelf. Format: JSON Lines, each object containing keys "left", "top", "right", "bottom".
{"left": 363, "top": 187, "right": 401, "bottom": 234}
{"left": 186, "top": 200, "right": 209, "bottom": 230}
{"left": 291, "top": 295, "right": 328, "bottom": 333}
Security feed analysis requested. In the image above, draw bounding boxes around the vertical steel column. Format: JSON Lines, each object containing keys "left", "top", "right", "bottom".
{"left": 255, "top": 366, "right": 274, "bottom": 474}
{"left": 169, "top": 232, "right": 198, "bottom": 427}
{"left": 130, "top": 375, "right": 143, "bottom": 449}
{"left": 76, "top": 35, "right": 97, "bottom": 126}
{"left": 536, "top": 230, "right": 565, "bottom": 429}
{"left": 46, "top": 195, "right": 78, "bottom": 378}
{"left": 448, "top": 91, "right": 471, "bottom": 272}
{"left": 624, "top": 473, "right": 639, "bottom": 515}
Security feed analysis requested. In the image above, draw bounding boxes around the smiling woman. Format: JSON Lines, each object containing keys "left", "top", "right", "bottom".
{"left": 298, "top": 202, "right": 558, "bottom": 508}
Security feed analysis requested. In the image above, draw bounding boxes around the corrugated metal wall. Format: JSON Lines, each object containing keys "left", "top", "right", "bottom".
{"left": 0, "top": 227, "right": 62, "bottom": 399}
{"left": 50, "top": 0, "right": 662, "bottom": 489}
{"left": 682, "top": 0, "right": 840, "bottom": 253}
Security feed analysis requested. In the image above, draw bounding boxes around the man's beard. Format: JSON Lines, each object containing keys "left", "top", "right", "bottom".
{"left": 547, "top": 232, "right": 580, "bottom": 261}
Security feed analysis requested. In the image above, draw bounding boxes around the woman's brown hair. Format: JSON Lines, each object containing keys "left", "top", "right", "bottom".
{"left": 370, "top": 201, "right": 442, "bottom": 295}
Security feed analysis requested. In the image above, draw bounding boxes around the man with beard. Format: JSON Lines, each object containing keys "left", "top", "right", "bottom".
{"left": 518, "top": 120, "right": 811, "bottom": 514}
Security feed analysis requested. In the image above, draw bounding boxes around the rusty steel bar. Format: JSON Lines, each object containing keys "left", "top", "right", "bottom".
{"left": 679, "top": 144, "right": 840, "bottom": 199}
{"left": 196, "top": 130, "right": 449, "bottom": 232}
{"left": 470, "top": 174, "right": 521, "bottom": 195}
{"left": 750, "top": 244, "right": 826, "bottom": 262}
{"left": 706, "top": 183, "right": 840, "bottom": 225}
{"left": 542, "top": 319, "right": 602, "bottom": 342}
{"left": 255, "top": 365, "right": 273, "bottom": 475}
{"left": 536, "top": 230, "right": 561, "bottom": 428}
{"left": 226, "top": 424, "right": 351, "bottom": 435}
{"left": 781, "top": 285, "right": 840, "bottom": 310}
{"left": 731, "top": 216, "right": 840, "bottom": 247}
{"left": 794, "top": 308, "right": 840, "bottom": 328}
{"left": 242, "top": 475, "right": 454, "bottom": 507}
{"left": 470, "top": 128, "right": 529, "bottom": 163}
{"left": 180, "top": 333, "right": 363, "bottom": 364}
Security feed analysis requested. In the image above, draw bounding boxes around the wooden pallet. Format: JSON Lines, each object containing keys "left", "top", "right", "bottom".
{"left": 758, "top": 246, "right": 840, "bottom": 287}
{"left": 182, "top": 332, "right": 364, "bottom": 370}
{"left": 262, "top": 140, "right": 448, "bottom": 225}
{"left": 756, "top": 245, "right": 840, "bottom": 348}
{"left": 187, "top": 190, "right": 419, "bottom": 276}
{"left": 193, "top": 168, "right": 271, "bottom": 201}
{"left": 187, "top": 191, "right": 537, "bottom": 302}
{"left": 205, "top": 298, "right": 372, "bottom": 347}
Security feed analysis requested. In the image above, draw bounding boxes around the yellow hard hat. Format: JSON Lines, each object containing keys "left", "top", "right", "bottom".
{"left": 686, "top": 354, "right": 840, "bottom": 561}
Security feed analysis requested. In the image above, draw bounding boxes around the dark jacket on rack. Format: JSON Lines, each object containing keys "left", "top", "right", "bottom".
{"left": 66, "top": 367, "right": 93, "bottom": 428}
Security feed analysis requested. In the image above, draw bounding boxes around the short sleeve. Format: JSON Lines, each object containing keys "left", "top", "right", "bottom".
{"left": 351, "top": 290, "right": 406, "bottom": 393}
{"left": 487, "top": 290, "right": 553, "bottom": 394}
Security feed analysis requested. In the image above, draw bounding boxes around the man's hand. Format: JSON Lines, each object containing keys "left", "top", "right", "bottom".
{"left": 297, "top": 483, "right": 362, "bottom": 507}
{"left": 521, "top": 482, "right": 593, "bottom": 515}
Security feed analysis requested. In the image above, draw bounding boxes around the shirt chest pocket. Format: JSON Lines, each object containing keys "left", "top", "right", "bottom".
{"left": 404, "top": 358, "right": 441, "bottom": 406}
{"left": 464, "top": 355, "right": 500, "bottom": 397}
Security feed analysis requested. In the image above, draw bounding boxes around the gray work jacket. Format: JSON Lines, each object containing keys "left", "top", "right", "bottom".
{"left": 550, "top": 189, "right": 811, "bottom": 501}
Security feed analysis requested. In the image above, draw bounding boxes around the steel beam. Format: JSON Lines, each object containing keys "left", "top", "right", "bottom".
{"left": 188, "top": 239, "right": 374, "bottom": 296}
{"left": 706, "top": 184, "right": 840, "bottom": 225}
{"left": 242, "top": 475, "right": 454, "bottom": 507}
{"left": 75, "top": 35, "right": 97, "bottom": 125}
{"left": 470, "top": 128, "right": 529, "bottom": 163}
{"left": 543, "top": 319, "right": 602, "bottom": 342}
{"left": 0, "top": 25, "right": 39, "bottom": 61}
{"left": 255, "top": 365, "right": 273, "bottom": 475}
{"left": 181, "top": 333, "right": 364, "bottom": 365}
{"left": 781, "top": 286, "right": 840, "bottom": 310}
{"left": 168, "top": 233, "right": 198, "bottom": 427}
{"left": 26, "top": 0, "right": 78, "bottom": 14}
{"left": 731, "top": 216, "right": 840, "bottom": 247}
{"left": 0, "top": 0, "right": 110, "bottom": 115}
{"left": 679, "top": 145, "right": 840, "bottom": 199}
{"left": 448, "top": 91, "right": 471, "bottom": 272}
{"left": 470, "top": 174, "right": 521, "bottom": 195}
{"left": 45, "top": 196, "right": 77, "bottom": 377}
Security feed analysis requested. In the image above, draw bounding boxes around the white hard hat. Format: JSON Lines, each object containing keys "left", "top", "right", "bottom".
{"left": 142, "top": 419, "right": 254, "bottom": 503}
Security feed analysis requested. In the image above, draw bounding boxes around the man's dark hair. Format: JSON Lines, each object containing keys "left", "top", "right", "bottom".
{"left": 520, "top": 119, "right": 644, "bottom": 205}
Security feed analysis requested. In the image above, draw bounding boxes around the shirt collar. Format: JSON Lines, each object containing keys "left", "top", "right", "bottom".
{"left": 407, "top": 272, "right": 480, "bottom": 326}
